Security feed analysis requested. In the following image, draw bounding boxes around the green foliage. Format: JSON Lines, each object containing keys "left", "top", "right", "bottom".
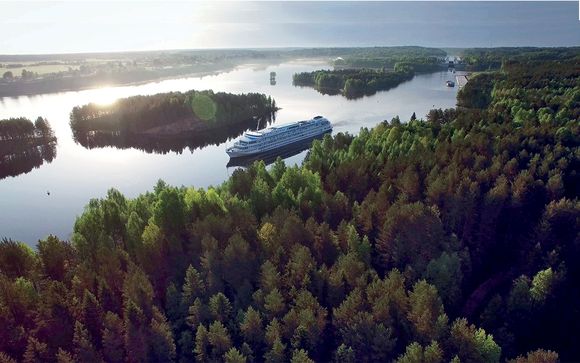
{"left": 208, "top": 321, "right": 233, "bottom": 360}
{"left": 0, "top": 239, "right": 36, "bottom": 279}
{"left": 293, "top": 67, "right": 415, "bottom": 99}
{"left": 102, "top": 312, "right": 124, "bottom": 363}
{"left": 450, "top": 318, "right": 501, "bottom": 363}
{"left": 461, "top": 47, "right": 579, "bottom": 71}
{"left": 240, "top": 306, "right": 264, "bottom": 349}
{"left": 0, "top": 117, "right": 55, "bottom": 141}
{"left": 529, "top": 268, "right": 556, "bottom": 303}
{"left": 72, "top": 320, "right": 101, "bottom": 363}
{"left": 153, "top": 187, "right": 185, "bottom": 235}
{"left": 224, "top": 347, "right": 247, "bottom": 363}
{"left": 1, "top": 51, "right": 578, "bottom": 362}
{"left": 181, "top": 265, "right": 205, "bottom": 308}
{"left": 396, "top": 341, "right": 443, "bottom": 363}
{"left": 69, "top": 90, "right": 277, "bottom": 151}
{"left": 425, "top": 252, "right": 463, "bottom": 309}
{"left": 327, "top": 46, "right": 445, "bottom": 69}
{"left": 293, "top": 47, "right": 447, "bottom": 99}
{"left": 408, "top": 280, "right": 447, "bottom": 342}
{"left": 291, "top": 349, "right": 315, "bottom": 363}
{"left": 508, "top": 349, "right": 559, "bottom": 363}
{"left": 457, "top": 73, "right": 496, "bottom": 108}
{"left": 209, "top": 292, "right": 233, "bottom": 323}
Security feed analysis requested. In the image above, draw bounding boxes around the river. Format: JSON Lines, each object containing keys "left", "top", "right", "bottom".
{"left": 0, "top": 60, "right": 458, "bottom": 245}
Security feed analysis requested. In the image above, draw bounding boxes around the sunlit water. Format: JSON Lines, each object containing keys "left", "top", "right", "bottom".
{"left": 0, "top": 60, "right": 458, "bottom": 245}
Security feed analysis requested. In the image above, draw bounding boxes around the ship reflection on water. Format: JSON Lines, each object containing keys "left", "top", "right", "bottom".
{"left": 227, "top": 131, "right": 330, "bottom": 168}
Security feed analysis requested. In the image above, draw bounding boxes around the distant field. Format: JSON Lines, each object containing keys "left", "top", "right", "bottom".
{"left": 0, "top": 63, "right": 78, "bottom": 76}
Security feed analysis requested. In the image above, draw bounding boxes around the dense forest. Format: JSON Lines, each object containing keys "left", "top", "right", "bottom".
{"left": 293, "top": 65, "right": 415, "bottom": 99}
{"left": 1, "top": 51, "right": 579, "bottom": 363}
{"left": 0, "top": 117, "right": 57, "bottom": 179}
{"left": 288, "top": 46, "right": 446, "bottom": 70}
{"left": 460, "top": 47, "right": 580, "bottom": 71}
{"left": 70, "top": 91, "right": 277, "bottom": 153}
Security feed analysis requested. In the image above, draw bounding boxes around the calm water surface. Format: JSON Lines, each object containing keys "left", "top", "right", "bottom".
{"left": 0, "top": 61, "right": 458, "bottom": 245}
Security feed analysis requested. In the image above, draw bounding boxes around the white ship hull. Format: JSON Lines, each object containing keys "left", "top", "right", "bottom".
{"left": 227, "top": 132, "right": 330, "bottom": 167}
{"left": 226, "top": 116, "right": 332, "bottom": 158}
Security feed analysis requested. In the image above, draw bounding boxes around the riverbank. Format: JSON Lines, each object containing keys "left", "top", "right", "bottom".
{"left": 0, "top": 63, "right": 238, "bottom": 98}
{"left": 0, "top": 58, "right": 331, "bottom": 98}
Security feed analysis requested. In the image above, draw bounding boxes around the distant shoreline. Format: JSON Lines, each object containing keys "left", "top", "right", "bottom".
{"left": 0, "top": 65, "right": 237, "bottom": 99}
{"left": 0, "top": 57, "right": 333, "bottom": 99}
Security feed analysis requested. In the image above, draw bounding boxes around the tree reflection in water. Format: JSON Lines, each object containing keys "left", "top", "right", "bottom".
{"left": 76, "top": 114, "right": 275, "bottom": 155}
{"left": 0, "top": 139, "right": 57, "bottom": 179}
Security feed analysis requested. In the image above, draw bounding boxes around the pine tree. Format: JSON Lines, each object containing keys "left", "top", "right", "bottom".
{"left": 165, "top": 283, "right": 182, "bottom": 329}
{"left": 55, "top": 349, "right": 75, "bottom": 363}
{"left": 407, "top": 280, "right": 447, "bottom": 342}
{"left": 508, "top": 349, "right": 559, "bottom": 363}
{"left": 291, "top": 349, "right": 315, "bottom": 363}
{"left": 73, "top": 321, "right": 101, "bottom": 363}
{"left": 181, "top": 265, "right": 205, "bottom": 309}
{"left": 240, "top": 307, "right": 264, "bottom": 350}
{"left": 264, "top": 338, "right": 286, "bottom": 363}
{"left": 102, "top": 312, "right": 124, "bottom": 363}
{"left": 194, "top": 325, "right": 210, "bottom": 362}
{"left": 264, "top": 288, "right": 286, "bottom": 319}
{"left": 23, "top": 337, "right": 49, "bottom": 363}
{"left": 224, "top": 347, "right": 247, "bottom": 363}
{"left": 424, "top": 341, "right": 443, "bottom": 363}
{"left": 334, "top": 344, "right": 355, "bottom": 363}
{"left": 209, "top": 292, "right": 233, "bottom": 323}
{"left": 124, "top": 301, "right": 148, "bottom": 363}
{"left": 208, "top": 321, "right": 233, "bottom": 360}
{"left": 186, "top": 297, "right": 205, "bottom": 331}
{"left": 0, "top": 352, "right": 17, "bottom": 363}
{"left": 148, "top": 309, "right": 176, "bottom": 362}
{"left": 81, "top": 290, "right": 103, "bottom": 348}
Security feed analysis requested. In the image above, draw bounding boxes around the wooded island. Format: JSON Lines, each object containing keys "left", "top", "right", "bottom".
{"left": 70, "top": 91, "right": 277, "bottom": 153}
{"left": 293, "top": 65, "right": 415, "bottom": 99}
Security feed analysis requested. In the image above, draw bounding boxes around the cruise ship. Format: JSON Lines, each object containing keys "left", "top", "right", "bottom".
{"left": 226, "top": 116, "right": 332, "bottom": 157}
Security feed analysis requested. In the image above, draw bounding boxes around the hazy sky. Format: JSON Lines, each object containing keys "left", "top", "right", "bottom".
{"left": 1, "top": 1, "right": 579, "bottom": 54}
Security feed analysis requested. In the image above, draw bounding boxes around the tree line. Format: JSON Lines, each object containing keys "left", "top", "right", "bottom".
{"left": 0, "top": 117, "right": 54, "bottom": 141}
{"left": 460, "top": 47, "right": 580, "bottom": 71}
{"left": 0, "top": 51, "right": 578, "bottom": 362}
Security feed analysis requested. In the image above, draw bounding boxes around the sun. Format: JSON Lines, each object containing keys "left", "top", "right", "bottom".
{"left": 88, "top": 86, "right": 122, "bottom": 106}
